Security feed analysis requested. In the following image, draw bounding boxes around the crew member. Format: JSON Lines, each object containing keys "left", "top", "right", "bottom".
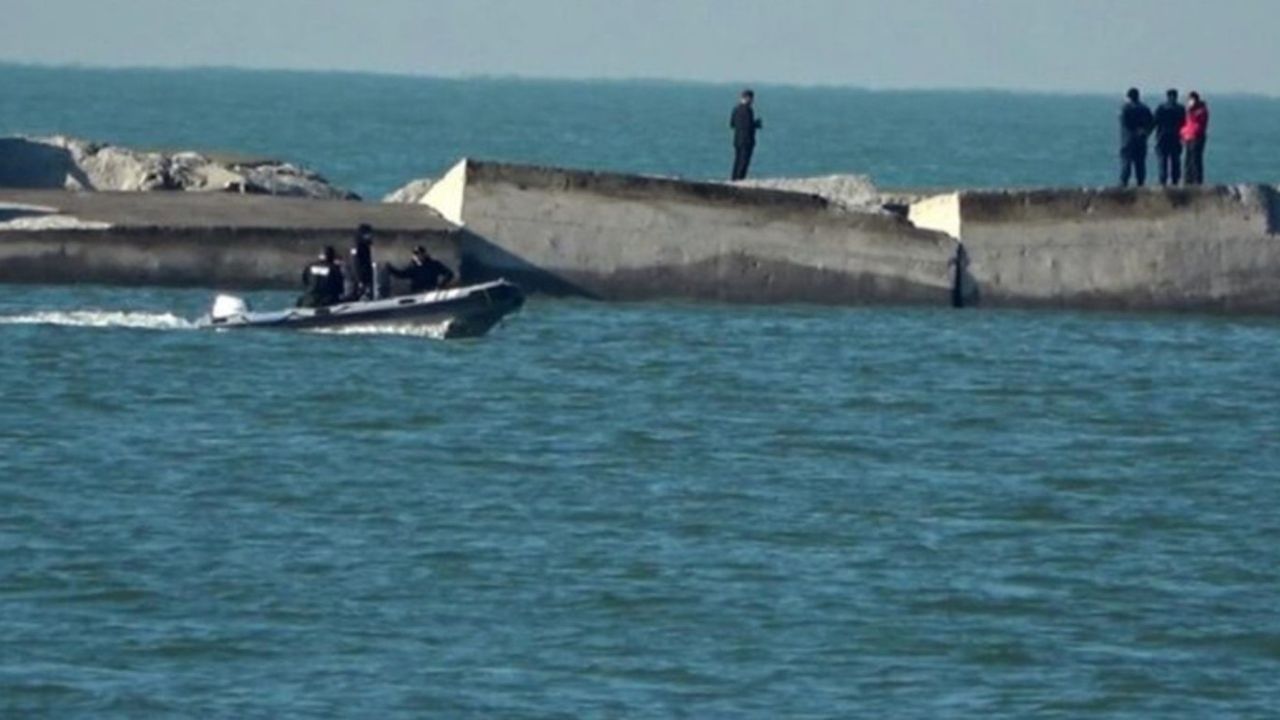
{"left": 297, "top": 245, "right": 345, "bottom": 308}
{"left": 388, "top": 246, "right": 455, "bottom": 294}
{"left": 1153, "top": 88, "right": 1186, "bottom": 186}
{"left": 730, "top": 89, "right": 762, "bottom": 181}
{"left": 347, "top": 223, "right": 376, "bottom": 300}
{"left": 1118, "top": 87, "right": 1154, "bottom": 187}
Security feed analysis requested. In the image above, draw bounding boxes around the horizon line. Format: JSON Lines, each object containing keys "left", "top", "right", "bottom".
{"left": 2, "top": 59, "right": 1276, "bottom": 101}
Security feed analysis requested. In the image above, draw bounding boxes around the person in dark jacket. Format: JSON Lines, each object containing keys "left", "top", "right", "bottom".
{"left": 1118, "top": 87, "right": 1155, "bottom": 187}
{"left": 388, "top": 246, "right": 455, "bottom": 294}
{"left": 297, "top": 245, "right": 346, "bottom": 308}
{"left": 729, "top": 89, "right": 762, "bottom": 180}
{"left": 346, "top": 223, "right": 375, "bottom": 300}
{"left": 1181, "top": 91, "right": 1210, "bottom": 185}
{"left": 1152, "top": 88, "right": 1186, "bottom": 186}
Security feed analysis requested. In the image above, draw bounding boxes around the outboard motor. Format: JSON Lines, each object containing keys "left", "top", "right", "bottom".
{"left": 210, "top": 294, "right": 250, "bottom": 320}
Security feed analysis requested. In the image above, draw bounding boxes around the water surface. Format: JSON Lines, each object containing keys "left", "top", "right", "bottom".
{"left": 2, "top": 285, "right": 1278, "bottom": 717}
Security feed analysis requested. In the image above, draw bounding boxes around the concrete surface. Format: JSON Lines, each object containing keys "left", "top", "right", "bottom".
{"left": 5, "top": 157, "right": 1279, "bottom": 315}
{"left": 731, "top": 174, "right": 882, "bottom": 212}
{"left": 423, "top": 159, "right": 959, "bottom": 305}
{"left": 911, "top": 185, "right": 1280, "bottom": 312}
{"left": 0, "top": 190, "right": 460, "bottom": 289}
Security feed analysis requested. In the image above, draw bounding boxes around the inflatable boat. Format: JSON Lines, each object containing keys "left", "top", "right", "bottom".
{"left": 196, "top": 280, "right": 524, "bottom": 338}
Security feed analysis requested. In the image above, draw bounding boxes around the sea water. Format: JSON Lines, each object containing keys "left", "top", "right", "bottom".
{"left": 5, "top": 65, "right": 1280, "bottom": 196}
{"left": 2, "top": 67, "right": 1280, "bottom": 718}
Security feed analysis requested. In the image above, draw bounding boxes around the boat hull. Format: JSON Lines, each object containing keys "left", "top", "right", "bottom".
{"left": 197, "top": 280, "right": 524, "bottom": 338}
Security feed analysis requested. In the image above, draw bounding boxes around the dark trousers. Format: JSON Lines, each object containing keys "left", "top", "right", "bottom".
{"left": 1156, "top": 145, "right": 1182, "bottom": 186}
{"left": 1119, "top": 145, "right": 1147, "bottom": 187}
{"left": 731, "top": 143, "right": 755, "bottom": 180}
{"left": 1184, "top": 137, "right": 1207, "bottom": 185}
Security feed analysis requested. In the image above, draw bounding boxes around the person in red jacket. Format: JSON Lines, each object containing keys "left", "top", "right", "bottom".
{"left": 1181, "top": 91, "right": 1210, "bottom": 185}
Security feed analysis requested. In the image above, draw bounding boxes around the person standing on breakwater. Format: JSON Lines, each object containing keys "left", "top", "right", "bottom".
{"left": 297, "top": 245, "right": 346, "bottom": 308}
{"left": 1153, "top": 89, "right": 1186, "bottom": 186}
{"left": 730, "top": 89, "right": 762, "bottom": 180}
{"left": 346, "top": 223, "right": 376, "bottom": 300}
{"left": 1181, "top": 91, "right": 1210, "bottom": 185}
{"left": 1118, "top": 87, "right": 1155, "bottom": 187}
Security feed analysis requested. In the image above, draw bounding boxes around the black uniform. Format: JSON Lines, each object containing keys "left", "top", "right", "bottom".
{"left": 389, "top": 256, "right": 455, "bottom": 293}
{"left": 1119, "top": 99, "right": 1155, "bottom": 187}
{"left": 1153, "top": 100, "right": 1186, "bottom": 186}
{"left": 730, "top": 104, "right": 761, "bottom": 180}
{"left": 298, "top": 259, "right": 346, "bottom": 308}
{"left": 348, "top": 243, "right": 374, "bottom": 300}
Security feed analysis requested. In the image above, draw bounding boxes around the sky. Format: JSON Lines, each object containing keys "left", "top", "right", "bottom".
{"left": 3, "top": 0, "right": 1280, "bottom": 95}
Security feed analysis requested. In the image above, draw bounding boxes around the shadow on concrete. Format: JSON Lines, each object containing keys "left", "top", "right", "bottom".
{"left": 0, "top": 138, "right": 96, "bottom": 190}
{"left": 951, "top": 243, "right": 981, "bottom": 308}
{"left": 456, "top": 229, "right": 600, "bottom": 299}
{"left": 1264, "top": 185, "right": 1280, "bottom": 235}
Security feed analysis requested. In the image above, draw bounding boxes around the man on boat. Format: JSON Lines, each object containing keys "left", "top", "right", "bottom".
{"left": 297, "top": 245, "right": 346, "bottom": 308}
{"left": 388, "top": 245, "right": 455, "bottom": 294}
{"left": 346, "top": 223, "right": 376, "bottom": 300}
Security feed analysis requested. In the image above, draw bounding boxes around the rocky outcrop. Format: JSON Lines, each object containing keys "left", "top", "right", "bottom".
{"left": 0, "top": 136, "right": 359, "bottom": 200}
{"left": 382, "top": 177, "right": 435, "bottom": 204}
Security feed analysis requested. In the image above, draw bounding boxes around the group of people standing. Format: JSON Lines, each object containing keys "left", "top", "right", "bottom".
{"left": 728, "top": 87, "right": 1213, "bottom": 189}
{"left": 298, "top": 224, "right": 455, "bottom": 308}
{"left": 1118, "top": 87, "right": 1210, "bottom": 187}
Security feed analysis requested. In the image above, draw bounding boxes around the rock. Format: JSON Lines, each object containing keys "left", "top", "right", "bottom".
{"left": 228, "top": 159, "right": 360, "bottom": 200}
{"left": 383, "top": 178, "right": 435, "bottom": 204}
{"left": 0, "top": 135, "right": 359, "bottom": 200}
{"left": 731, "top": 174, "right": 882, "bottom": 212}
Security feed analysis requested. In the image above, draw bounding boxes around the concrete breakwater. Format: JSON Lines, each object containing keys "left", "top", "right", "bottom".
{"left": 421, "top": 159, "right": 958, "bottom": 305}
{"left": 415, "top": 158, "right": 1280, "bottom": 313}
{"left": 910, "top": 184, "right": 1280, "bottom": 313}
{"left": 0, "top": 190, "right": 458, "bottom": 289}
{"left": 2, "top": 153, "right": 1280, "bottom": 314}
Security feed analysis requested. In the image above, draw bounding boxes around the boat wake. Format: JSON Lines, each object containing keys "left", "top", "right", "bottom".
{"left": 0, "top": 310, "right": 196, "bottom": 331}
{"left": 0, "top": 311, "right": 456, "bottom": 338}
{"left": 307, "top": 321, "right": 452, "bottom": 339}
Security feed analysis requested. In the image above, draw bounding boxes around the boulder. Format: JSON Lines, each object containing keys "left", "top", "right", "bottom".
{"left": 0, "top": 135, "right": 359, "bottom": 200}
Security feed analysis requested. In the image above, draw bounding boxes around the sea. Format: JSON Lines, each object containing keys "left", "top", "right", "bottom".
{"left": 2, "top": 65, "right": 1280, "bottom": 719}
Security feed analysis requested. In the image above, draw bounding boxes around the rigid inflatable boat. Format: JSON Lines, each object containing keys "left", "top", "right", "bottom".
{"left": 197, "top": 280, "right": 524, "bottom": 339}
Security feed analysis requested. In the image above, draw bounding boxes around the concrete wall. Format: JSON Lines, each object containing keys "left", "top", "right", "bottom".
{"left": 907, "top": 192, "right": 961, "bottom": 240}
{"left": 9, "top": 164, "right": 1277, "bottom": 315}
{"left": 0, "top": 190, "right": 460, "bottom": 289}
{"left": 912, "top": 185, "right": 1280, "bottom": 313}
{"left": 423, "top": 159, "right": 958, "bottom": 305}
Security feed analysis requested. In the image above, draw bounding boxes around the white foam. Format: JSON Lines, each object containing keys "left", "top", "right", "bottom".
{"left": 307, "top": 321, "right": 451, "bottom": 339}
{"left": 0, "top": 310, "right": 195, "bottom": 330}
